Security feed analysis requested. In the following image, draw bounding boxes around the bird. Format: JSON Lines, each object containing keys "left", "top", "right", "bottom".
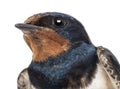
{"left": 15, "top": 12, "right": 120, "bottom": 89}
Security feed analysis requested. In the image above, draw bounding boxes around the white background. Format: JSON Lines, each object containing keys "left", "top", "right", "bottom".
{"left": 0, "top": 0, "right": 120, "bottom": 89}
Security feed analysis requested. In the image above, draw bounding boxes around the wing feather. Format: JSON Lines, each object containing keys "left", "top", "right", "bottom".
{"left": 97, "top": 46, "right": 120, "bottom": 89}
{"left": 17, "top": 69, "right": 35, "bottom": 89}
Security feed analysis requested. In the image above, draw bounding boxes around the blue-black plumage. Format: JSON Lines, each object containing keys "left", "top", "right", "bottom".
{"left": 15, "top": 12, "right": 120, "bottom": 89}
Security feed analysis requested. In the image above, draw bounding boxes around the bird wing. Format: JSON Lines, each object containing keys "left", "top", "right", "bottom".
{"left": 17, "top": 69, "right": 36, "bottom": 89}
{"left": 97, "top": 46, "right": 120, "bottom": 89}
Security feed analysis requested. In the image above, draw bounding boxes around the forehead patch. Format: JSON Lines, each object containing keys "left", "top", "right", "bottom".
{"left": 24, "top": 14, "right": 42, "bottom": 24}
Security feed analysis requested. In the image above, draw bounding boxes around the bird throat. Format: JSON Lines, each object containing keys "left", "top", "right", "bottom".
{"left": 23, "top": 29, "right": 70, "bottom": 62}
{"left": 28, "top": 43, "right": 98, "bottom": 89}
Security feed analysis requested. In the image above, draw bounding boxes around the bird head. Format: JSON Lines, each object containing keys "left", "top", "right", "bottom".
{"left": 15, "top": 12, "right": 92, "bottom": 62}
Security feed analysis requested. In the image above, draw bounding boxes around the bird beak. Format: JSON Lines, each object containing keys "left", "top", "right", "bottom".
{"left": 15, "top": 23, "right": 43, "bottom": 32}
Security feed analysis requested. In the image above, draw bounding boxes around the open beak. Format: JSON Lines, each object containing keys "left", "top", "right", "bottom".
{"left": 15, "top": 23, "right": 43, "bottom": 32}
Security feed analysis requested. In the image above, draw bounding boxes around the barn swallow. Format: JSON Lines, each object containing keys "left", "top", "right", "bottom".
{"left": 15, "top": 12, "right": 120, "bottom": 89}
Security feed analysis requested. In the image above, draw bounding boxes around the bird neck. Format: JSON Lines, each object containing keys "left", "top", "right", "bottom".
{"left": 28, "top": 43, "right": 98, "bottom": 89}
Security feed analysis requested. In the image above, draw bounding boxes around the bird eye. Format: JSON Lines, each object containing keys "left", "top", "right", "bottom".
{"left": 53, "top": 17, "right": 66, "bottom": 27}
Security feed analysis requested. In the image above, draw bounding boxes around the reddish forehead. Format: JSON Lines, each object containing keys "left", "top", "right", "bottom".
{"left": 24, "top": 14, "right": 41, "bottom": 24}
